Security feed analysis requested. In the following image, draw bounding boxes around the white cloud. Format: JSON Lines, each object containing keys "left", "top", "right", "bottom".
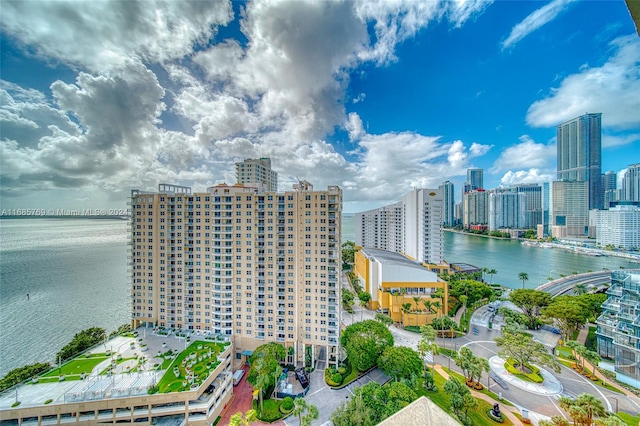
{"left": 491, "top": 135, "right": 556, "bottom": 173}
{"left": 501, "top": 0, "right": 574, "bottom": 50}
{"left": 500, "top": 169, "right": 555, "bottom": 186}
{"left": 346, "top": 113, "right": 365, "bottom": 141}
{"left": 527, "top": 35, "right": 640, "bottom": 129}
{"left": 602, "top": 133, "right": 640, "bottom": 148}
{"left": 0, "top": 0, "right": 233, "bottom": 71}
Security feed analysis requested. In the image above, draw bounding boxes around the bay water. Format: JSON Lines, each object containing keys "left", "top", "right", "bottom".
{"left": 1, "top": 217, "right": 637, "bottom": 376}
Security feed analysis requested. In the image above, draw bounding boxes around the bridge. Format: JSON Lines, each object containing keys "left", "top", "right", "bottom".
{"left": 535, "top": 271, "right": 611, "bottom": 297}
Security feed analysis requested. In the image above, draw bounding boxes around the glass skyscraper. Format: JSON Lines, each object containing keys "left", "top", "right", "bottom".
{"left": 556, "top": 113, "right": 602, "bottom": 210}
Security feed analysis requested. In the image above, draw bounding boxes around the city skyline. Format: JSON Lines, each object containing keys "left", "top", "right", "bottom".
{"left": 1, "top": 1, "right": 639, "bottom": 214}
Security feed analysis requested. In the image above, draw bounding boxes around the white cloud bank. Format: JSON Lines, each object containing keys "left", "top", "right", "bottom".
{"left": 527, "top": 35, "right": 640, "bottom": 129}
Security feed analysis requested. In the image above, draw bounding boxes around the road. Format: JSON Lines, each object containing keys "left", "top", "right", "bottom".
{"left": 536, "top": 271, "right": 611, "bottom": 297}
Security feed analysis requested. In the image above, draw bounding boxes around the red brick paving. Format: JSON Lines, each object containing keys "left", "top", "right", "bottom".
{"left": 217, "top": 366, "right": 285, "bottom": 426}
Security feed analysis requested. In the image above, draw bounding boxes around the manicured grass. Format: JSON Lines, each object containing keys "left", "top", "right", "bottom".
{"left": 443, "top": 367, "right": 514, "bottom": 407}
{"left": 156, "top": 341, "right": 229, "bottom": 394}
{"left": 41, "top": 356, "right": 108, "bottom": 378}
{"left": 618, "top": 411, "right": 640, "bottom": 426}
{"left": 556, "top": 345, "right": 574, "bottom": 360}
{"left": 256, "top": 399, "right": 285, "bottom": 422}
{"left": 418, "top": 369, "right": 514, "bottom": 426}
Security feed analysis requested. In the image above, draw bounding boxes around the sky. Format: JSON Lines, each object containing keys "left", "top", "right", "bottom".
{"left": 1, "top": 0, "right": 639, "bottom": 214}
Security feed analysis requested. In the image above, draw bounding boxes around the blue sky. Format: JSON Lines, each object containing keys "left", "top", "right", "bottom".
{"left": 1, "top": 0, "right": 639, "bottom": 214}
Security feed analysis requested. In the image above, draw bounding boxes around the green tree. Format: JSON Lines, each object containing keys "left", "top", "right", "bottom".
{"left": 341, "top": 320, "right": 394, "bottom": 372}
{"left": 444, "top": 377, "right": 477, "bottom": 425}
{"left": 573, "top": 283, "right": 587, "bottom": 296}
{"left": 455, "top": 347, "right": 475, "bottom": 383}
{"left": 331, "top": 381, "right": 416, "bottom": 426}
{"left": 495, "top": 331, "right": 560, "bottom": 373}
{"left": 422, "top": 298, "right": 434, "bottom": 314}
{"left": 247, "top": 342, "right": 285, "bottom": 387}
{"left": 292, "top": 398, "right": 319, "bottom": 426}
{"left": 254, "top": 372, "right": 271, "bottom": 414}
{"left": 342, "top": 289, "right": 355, "bottom": 307}
{"left": 518, "top": 272, "right": 529, "bottom": 289}
{"left": 358, "top": 292, "right": 371, "bottom": 320}
{"left": 229, "top": 409, "right": 258, "bottom": 426}
{"left": 594, "top": 416, "right": 626, "bottom": 426}
{"left": 539, "top": 416, "right": 571, "bottom": 426}
{"left": 0, "top": 362, "right": 52, "bottom": 392}
{"left": 509, "top": 289, "right": 552, "bottom": 329}
{"left": 487, "top": 268, "right": 497, "bottom": 284}
{"left": 469, "top": 356, "right": 490, "bottom": 387}
{"left": 56, "top": 327, "right": 106, "bottom": 361}
{"left": 559, "top": 393, "right": 607, "bottom": 426}
{"left": 378, "top": 346, "right": 423, "bottom": 382}
{"left": 342, "top": 241, "right": 356, "bottom": 266}
{"left": 374, "top": 313, "right": 394, "bottom": 327}
{"left": 543, "top": 297, "right": 590, "bottom": 343}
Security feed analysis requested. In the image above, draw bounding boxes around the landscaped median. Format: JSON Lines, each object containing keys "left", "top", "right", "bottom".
{"left": 324, "top": 361, "right": 366, "bottom": 388}
{"left": 503, "top": 358, "right": 543, "bottom": 383}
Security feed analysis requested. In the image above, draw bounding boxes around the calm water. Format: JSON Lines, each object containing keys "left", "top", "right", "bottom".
{"left": 0, "top": 219, "right": 129, "bottom": 376}
{"left": 1, "top": 217, "right": 637, "bottom": 376}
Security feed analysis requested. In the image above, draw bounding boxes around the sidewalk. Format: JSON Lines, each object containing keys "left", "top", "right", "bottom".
{"left": 433, "top": 364, "right": 523, "bottom": 425}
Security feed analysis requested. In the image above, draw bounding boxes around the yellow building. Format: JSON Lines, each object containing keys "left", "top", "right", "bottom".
{"left": 354, "top": 248, "right": 448, "bottom": 327}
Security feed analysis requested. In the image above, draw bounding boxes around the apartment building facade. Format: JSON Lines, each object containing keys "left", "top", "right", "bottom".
{"left": 129, "top": 180, "right": 342, "bottom": 369}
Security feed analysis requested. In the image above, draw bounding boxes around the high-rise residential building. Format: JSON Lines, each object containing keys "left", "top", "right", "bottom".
{"left": 235, "top": 157, "right": 278, "bottom": 192}
{"left": 467, "top": 168, "right": 483, "bottom": 191}
{"left": 597, "top": 270, "right": 640, "bottom": 387}
{"left": 602, "top": 170, "right": 618, "bottom": 209}
{"left": 355, "top": 188, "right": 444, "bottom": 265}
{"left": 439, "top": 181, "right": 455, "bottom": 228}
{"left": 463, "top": 189, "right": 488, "bottom": 230}
{"left": 403, "top": 188, "right": 444, "bottom": 264}
{"left": 621, "top": 164, "right": 640, "bottom": 202}
{"left": 488, "top": 192, "right": 526, "bottom": 231}
{"left": 595, "top": 205, "right": 640, "bottom": 250}
{"left": 556, "top": 113, "right": 602, "bottom": 210}
{"left": 541, "top": 182, "right": 550, "bottom": 237}
{"left": 494, "top": 184, "right": 542, "bottom": 229}
{"left": 129, "top": 178, "right": 342, "bottom": 368}
{"left": 355, "top": 202, "right": 403, "bottom": 253}
{"left": 550, "top": 180, "right": 588, "bottom": 238}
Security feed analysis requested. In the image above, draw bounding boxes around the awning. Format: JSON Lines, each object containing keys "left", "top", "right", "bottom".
{"left": 241, "top": 349, "right": 253, "bottom": 356}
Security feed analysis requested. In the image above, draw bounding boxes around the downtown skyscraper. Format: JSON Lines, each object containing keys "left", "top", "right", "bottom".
{"left": 556, "top": 113, "right": 602, "bottom": 210}
{"left": 552, "top": 113, "right": 602, "bottom": 237}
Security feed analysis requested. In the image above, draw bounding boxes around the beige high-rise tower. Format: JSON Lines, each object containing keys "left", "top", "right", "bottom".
{"left": 236, "top": 157, "right": 278, "bottom": 192}
{"left": 130, "top": 171, "right": 342, "bottom": 368}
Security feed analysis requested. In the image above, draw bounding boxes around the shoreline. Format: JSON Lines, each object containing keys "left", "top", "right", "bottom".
{"left": 444, "top": 229, "right": 640, "bottom": 263}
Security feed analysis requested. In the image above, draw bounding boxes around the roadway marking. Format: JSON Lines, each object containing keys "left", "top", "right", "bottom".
{"left": 547, "top": 395, "right": 569, "bottom": 421}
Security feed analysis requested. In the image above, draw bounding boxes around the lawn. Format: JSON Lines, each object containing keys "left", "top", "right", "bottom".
{"left": 156, "top": 340, "right": 229, "bottom": 393}
{"left": 443, "top": 367, "right": 515, "bottom": 407}
{"left": 417, "top": 369, "right": 514, "bottom": 426}
{"left": 618, "top": 411, "right": 640, "bottom": 426}
{"left": 255, "top": 398, "right": 287, "bottom": 422}
{"left": 41, "top": 356, "right": 108, "bottom": 378}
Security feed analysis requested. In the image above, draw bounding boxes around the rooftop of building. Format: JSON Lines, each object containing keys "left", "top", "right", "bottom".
{"left": 0, "top": 328, "right": 231, "bottom": 412}
{"left": 361, "top": 248, "right": 426, "bottom": 271}
{"left": 377, "top": 396, "right": 460, "bottom": 426}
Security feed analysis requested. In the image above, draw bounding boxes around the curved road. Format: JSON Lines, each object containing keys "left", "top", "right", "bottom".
{"left": 536, "top": 271, "right": 611, "bottom": 297}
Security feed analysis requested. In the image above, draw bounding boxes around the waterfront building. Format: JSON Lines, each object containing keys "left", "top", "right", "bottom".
{"left": 355, "top": 202, "right": 403, "bottom": 253}
{"left": 621, "top": 164, "right": 640, "bottom": 202}
{"left": 0, "top": 338, "right": 234, "bottom": 425}
{"left": 355, "top": 188, "right": 444, "bottom": 265}
{"left": 235, "top": 157, "right": 278, "bottom": 192}
{"left": 596, "top": 270, "right": 640, "bottom": 388}
{"left": 550, "top": 180, "right": 589, "bottom": 238}
{"left": 595, "top": 205, "right": 640, "bottom": 250}
{"left": 439, "top": 181, "right": 456, "bottom": 228}
{"left": 602, "top": 170, "right": 617, "bottom": 193}
{"left": 467, "top": 168, "right": 483, "bottom": 191}
{"left": 488, "top": 191, "right": 526, "bottom": 231}
{"left": 463, "top": 189, "right": 488, "bottom": 229}
{"left": 556, "top": 113, "right": 602, "bottom": 210}
{"left": 129, "top": 174, "right": 342, "bottom": 368}
{"left": 493, "top": 184, "right": 542, "bottom": 229}
{"left": 353, "top": 248, "right": 448, "bottom": 327}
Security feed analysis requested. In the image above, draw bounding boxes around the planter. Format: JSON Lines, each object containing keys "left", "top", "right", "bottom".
{"left": 59, "top": 375, "right": 66, "bottom": 382}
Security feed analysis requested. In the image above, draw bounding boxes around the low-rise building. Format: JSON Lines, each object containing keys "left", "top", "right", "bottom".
{"left": 0, "top": 334, "right": 234, "bottom": 425}
{"left": 354, "top": 248, "right": 448, "bottom": 327}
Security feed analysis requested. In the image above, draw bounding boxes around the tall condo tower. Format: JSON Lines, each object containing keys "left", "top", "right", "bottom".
{"left": 621, "top": 164, "right": 640, "bottom": 202}
{"left": 235, "top": 157, "right": 278, "bottom": 192}
{"left": 467, "top": 168, "right": 484, "bottom": 191}
{"left": 556, "top": 113, "right": 602, "bottom": 210}
{"left": 129, "top": 178, "right": 343, "bottom": 369}
{"left": 439, "top": 181, "right": 455, "bottom": 227}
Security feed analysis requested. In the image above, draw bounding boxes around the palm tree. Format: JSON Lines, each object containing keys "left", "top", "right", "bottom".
{"left": 487, "top": 269, "right": 497, "bottom": 284}
{"left": 255, "top": 373, "right": 271, "bottom": 414}
{"left": 575, "top": 393, "right": 606, "bottom": 426}
{"left": 432, "top": 300, "right": 442, "bottom": 319}
{"left": 272, "top": 365, "right": 284, "bottom": 398}
{"left": 413, "top": 296, "right": 421, "bottom": 312}
{"left": 229, "top": 409, "right": 258, "bottom": 426}
{"left": 422, "top": 299, "right": 434, "bottom": 315}
{"left": 292, "top": 398, "right": 319, "bottom": 426}
{"left": 518, "top": 272, "right": 529, "bottom": 289}
{"left": 574, "top": 283, "right": 587, "bottom": 296}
